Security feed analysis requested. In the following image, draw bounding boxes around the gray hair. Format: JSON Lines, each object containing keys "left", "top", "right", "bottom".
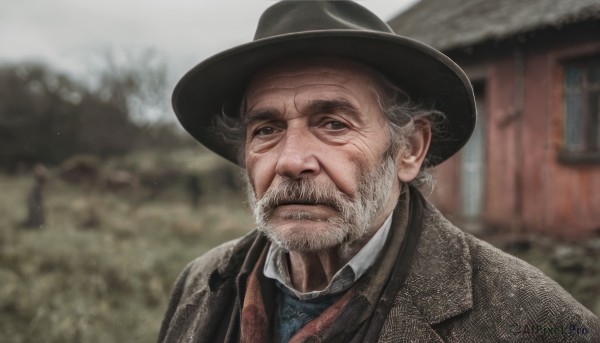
{"left": 368, "top": 69, "right": 446, "bottom": 194}
{"left": 214, "top": 66, "right": 446, "bottom": 194}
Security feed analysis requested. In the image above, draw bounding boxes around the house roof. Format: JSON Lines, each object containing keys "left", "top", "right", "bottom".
{"left": 389, "top": 0, "right": 600, "bottom": 51}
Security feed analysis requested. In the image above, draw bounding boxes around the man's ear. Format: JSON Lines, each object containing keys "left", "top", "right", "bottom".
{"left": 397, "top": 120, "right": 432, "bottom": 183}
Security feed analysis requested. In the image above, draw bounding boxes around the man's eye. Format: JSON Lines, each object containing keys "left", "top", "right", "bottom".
{"left": 324, "top": 121, "right": 347, "bottom": 130}
{"left": 255, "top": 126, "right": 276, "bottom": 136}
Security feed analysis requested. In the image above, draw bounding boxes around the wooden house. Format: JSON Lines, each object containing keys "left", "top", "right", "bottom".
{"left": 390, "top": 0, "right": 600, "bottom": 236}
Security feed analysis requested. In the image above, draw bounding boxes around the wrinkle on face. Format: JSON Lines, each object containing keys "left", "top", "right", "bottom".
{"left": 244, "top": 57, "right": 400, "bottom": 245}
{"left": 246, "top": 75, "right": 386, "bottom": 154}
{"left": 242, "top": 57, "right": 405, "bottom": 292}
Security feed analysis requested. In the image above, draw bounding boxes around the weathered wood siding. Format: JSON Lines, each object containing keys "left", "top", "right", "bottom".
{"left": 432, "top": 40, "right": 600, "bottom": 237}
{"left": 429, "top": 154, "right": 460, "bottom": 215}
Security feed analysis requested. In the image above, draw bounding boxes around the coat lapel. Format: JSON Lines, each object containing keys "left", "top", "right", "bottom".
{"left": 160, "top": 231, "right": 258, "bottom": 343}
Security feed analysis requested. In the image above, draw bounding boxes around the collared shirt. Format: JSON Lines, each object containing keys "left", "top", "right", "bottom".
{"left": 263, "top": 212, "right": 394, "bottom": 301}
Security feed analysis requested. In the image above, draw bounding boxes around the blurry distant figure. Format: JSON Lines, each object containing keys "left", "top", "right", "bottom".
{"left": 21, "top": 163, "right": 48, "bottom": 229}
{"left": 81, "top": 197, "right": 100, "bottom": 229}
{"left": 221, "top": 167, "right": 238, "bottom": 192}
{"left": 185, "top": 174, "right": 202, "bottom": 208}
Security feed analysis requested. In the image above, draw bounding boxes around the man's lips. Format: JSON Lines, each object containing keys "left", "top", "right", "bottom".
{"left": 276, "top": 201, "right": 321, "bottom": 206}
{"left": 273, "top": 200, "right": 339, "bottom": 211}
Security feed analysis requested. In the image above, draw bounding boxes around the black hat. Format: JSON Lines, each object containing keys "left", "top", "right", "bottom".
{"left": 173, "top": 0, "right": 476, "bottom": 167}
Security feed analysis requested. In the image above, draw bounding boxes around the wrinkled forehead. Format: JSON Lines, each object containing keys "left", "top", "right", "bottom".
{"left": 244, "top": 57, "right": 384, "bottom": 103}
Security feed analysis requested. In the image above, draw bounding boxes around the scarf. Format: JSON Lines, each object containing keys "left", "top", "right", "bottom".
{"left": 232, "top": 185, "right": 425, "bottom": 342}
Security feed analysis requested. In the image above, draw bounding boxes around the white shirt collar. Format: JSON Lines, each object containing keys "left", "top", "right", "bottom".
{"left": 263, "top": 212, "right": 394, "bottom": 300}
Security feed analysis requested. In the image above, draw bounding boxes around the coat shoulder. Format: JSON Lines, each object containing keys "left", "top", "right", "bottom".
{"left": 466, "top": 231, "right": 587, "bottom": 318}
{"left": 180, "top": 230, "right": 256, "bottom": 297}
{"left": 437, "top": 212, "right": 600, "bottom": 341}
{"left": 157, "top": 231, "right": 257, "bottom": 342}
{"left": 443, "top": 232, "right": 600, "bottom": 341}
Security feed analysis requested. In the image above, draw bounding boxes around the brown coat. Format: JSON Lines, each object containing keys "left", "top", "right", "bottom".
{"left": 159, "top": 205, "right": 600, "bottom": 342}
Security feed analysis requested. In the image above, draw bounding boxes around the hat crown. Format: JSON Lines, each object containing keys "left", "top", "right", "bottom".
{"left": 173, "top": 0, "right": 476, "bottom": 167}
{"left": 254, "top": 0, "right": 394, "bottom": 40}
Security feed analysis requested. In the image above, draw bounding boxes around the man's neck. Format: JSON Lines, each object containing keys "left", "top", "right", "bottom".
{"left": 287, "top": 204, "right": 396, "bottom": 293}
{"left": 287, "top": 244, "right": 359, "bottom": 292}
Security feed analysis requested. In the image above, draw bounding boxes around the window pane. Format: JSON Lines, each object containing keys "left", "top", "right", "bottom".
{"left": 588, "top": 64, "right": 600, "bottom": 85}
{"left": 564, "top": 67, "right": 583, "bottom": 150}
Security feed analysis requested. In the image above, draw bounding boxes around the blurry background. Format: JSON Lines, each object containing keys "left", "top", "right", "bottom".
{"left": 0, "top": 0, "right": 598, "bottom": 342}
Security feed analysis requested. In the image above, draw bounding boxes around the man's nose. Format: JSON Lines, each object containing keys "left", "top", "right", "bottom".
{"left": 275, "top": 129, "right": 320, "bottom": 179}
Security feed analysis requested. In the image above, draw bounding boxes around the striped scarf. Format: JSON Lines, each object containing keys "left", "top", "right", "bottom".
{"left": 233, "top": 186, "right": 425, "bottom": 342}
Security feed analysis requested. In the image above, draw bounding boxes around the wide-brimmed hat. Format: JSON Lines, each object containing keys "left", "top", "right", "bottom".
{"left": 173, "top": 0, "right": 476, "bottom": 167}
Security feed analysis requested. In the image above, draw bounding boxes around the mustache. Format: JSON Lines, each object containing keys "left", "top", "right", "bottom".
{"left": 259, "top": 178, "right": 351, "bottom": 213}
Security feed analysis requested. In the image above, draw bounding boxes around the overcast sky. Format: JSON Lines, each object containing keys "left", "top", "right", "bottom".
{"left": 0, "top": 0, "right": 418, "bottom": 119}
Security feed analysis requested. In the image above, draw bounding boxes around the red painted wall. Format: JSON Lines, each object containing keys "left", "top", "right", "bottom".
{"left": 520, "top": 51, "right": 549, "bottom": 232}
{"left": 485, "top": 57, "right": 520, "bottom": 226}
{"left": 434, "top": 40, "right": 600, "bottom": 237}
{"left": 429, "top": 156, "right": 460, "bottom": 215}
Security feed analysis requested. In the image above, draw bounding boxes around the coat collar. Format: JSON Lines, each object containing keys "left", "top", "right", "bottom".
{"left": 164, "top": 197, "right": 474, "bottom": 342}
{"left": 212, "top": 197, "right": 475, "bottom": 327}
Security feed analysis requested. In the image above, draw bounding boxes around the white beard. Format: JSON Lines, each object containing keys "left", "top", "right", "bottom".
{"left": 245, "top": 156, "right": 397, "bottom": 252}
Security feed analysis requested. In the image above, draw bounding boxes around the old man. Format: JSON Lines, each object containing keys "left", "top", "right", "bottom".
{"left": 159, "top": 1, "right": 599, "bottom": 342}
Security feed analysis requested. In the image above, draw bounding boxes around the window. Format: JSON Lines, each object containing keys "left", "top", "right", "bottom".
{"left": 561, "top": 55, "right": 600, "bottom": 163}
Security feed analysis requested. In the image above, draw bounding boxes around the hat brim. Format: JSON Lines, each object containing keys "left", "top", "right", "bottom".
{"left": 173, "top": 30, "right": 476, "bottom": 167}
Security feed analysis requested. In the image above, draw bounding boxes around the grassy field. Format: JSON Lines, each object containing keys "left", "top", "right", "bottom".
{"left": 0, "top": 167, "right": 252, "bottom": 343}
{"left": 0, "top": 156, "right": 598, "bottom": 342}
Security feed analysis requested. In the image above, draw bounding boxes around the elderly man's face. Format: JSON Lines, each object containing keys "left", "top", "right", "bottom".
{"left": 243, "top": 58, "right": 401, "bottom": 252}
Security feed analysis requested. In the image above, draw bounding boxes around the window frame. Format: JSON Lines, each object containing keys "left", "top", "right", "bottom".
{"left": 558, "top": 54, "right": 600, "bottom": 164}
